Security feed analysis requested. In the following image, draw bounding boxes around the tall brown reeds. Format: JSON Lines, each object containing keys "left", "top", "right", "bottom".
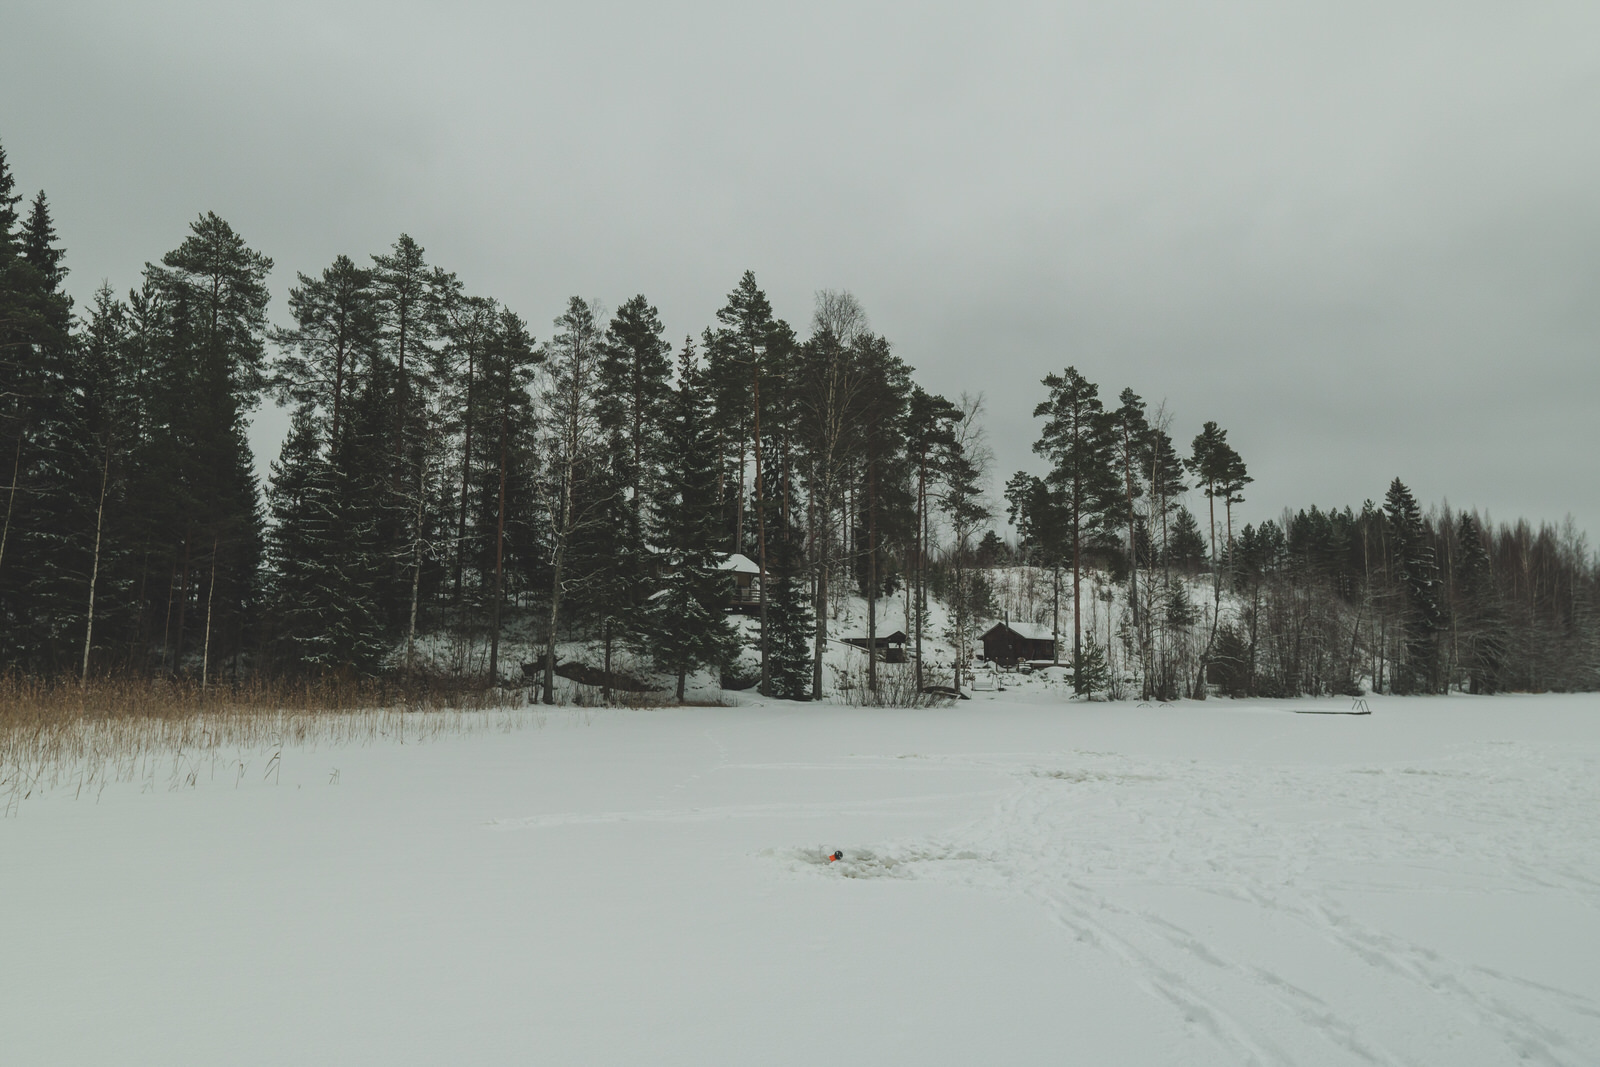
{"left": 0, "top": 674, "right": 540, "bottom": 815}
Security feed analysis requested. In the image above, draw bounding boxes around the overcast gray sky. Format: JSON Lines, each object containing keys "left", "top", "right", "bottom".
{"left": 4, "top": 1, "right": 1598, "bottom": 540}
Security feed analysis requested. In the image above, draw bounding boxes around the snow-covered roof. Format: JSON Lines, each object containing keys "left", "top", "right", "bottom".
{"left": 716, "top": 553, "right": 761, "bottom": 575}
{"left": 986, "top": 621, "right": 1055, "bottom": 642}
{"left": 835, "top": 630, "right": 908, "bottom": 645}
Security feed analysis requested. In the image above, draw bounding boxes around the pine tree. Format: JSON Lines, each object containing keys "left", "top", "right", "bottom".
{"left": 711, "top": 272, "right": 784, "bottom": 690}
{"left": 536, "top": 297, "right": 606, "bottom": 701}
{"left": 1139, "top": 420, "right": 1187, "bottom": 567}
{"left": 598, "top": 295, "right": 673, "bottom": 514}
{"left": 1109, "top": 388, "right": 1149, "bottom": 665}
{"left": 853, "top": 332, "right": 911, "bottom": 694}
{"left": 1032, "top": 367, "right": 1117, "bottom": 687}
{"left": 1004, "top": 470, "right": 1068, "bottom": 662}
{"left": 270, "top": 254, "right": 379, "bottom": 447}
{"left": 907, "top": 387, "right": 959, "bottom": 687}
{"left": 477, "top": 308, "right": 539, "bottom": 682}
{"left": 74, "top": 285, "right": 137, "bottom": 680}
{"left": 939, "top": 398, "right": 991, "bottom": 694}
{"left": 371, "top": 235, "right": 444, "bottom": 666}
{"left": 588, "top": 295, "right": 672, "bottom": 684}
{"left": 1187, "top": 421, "right": 1229, "bottom": 571}
{"left": 648, "top": 338, "right": 739, "bottom": 701}
{"left": 793, "top": 297, "right": 871, "bottom": 698}
{"left": 434, "top": 288, "right": 501, "bottom": 616}
{"left": 141, "top": 212, "right": 273, "bottom": 683}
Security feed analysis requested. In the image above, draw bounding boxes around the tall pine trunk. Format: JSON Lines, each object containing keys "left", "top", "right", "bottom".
{"left": 405, "top": 451, "right": 426, "bottom": 675}
{"left": 201, "top": 536, "right": 219, "bottom": 690}
{"left": 811, "top": 488, "right": 830, "bottom": 701}
{"left": 488, "top": 406, "right": 507, "bottom": 683}
{"left": 81, "top": 444, "right": 112, "bottom": 685}
{"left": 914, "top": 460, "right": 926, "bottom": 690}
{"left": 867, "top": 458, "right": 877, "bottom": 693}
{"left": 0, "top": 431, "right": 22, "bottom": 584}
{"left": 752, "top": 367, "right": 770, "bottom": 695}
{"left": 454, "top": 346, "right": 476, "bottom": 611}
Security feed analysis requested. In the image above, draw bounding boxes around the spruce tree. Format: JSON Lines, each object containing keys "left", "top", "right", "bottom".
{"left": 264, "top": 401, "right": 385, "bottom": 677}
{"left": 1453, "top": 512, "right": 1505, "bottom": 694}
{"left": 0, "top": 143, "right": 20, "bottom": 251}
{"left": 1384, "top": 478, "right": 1442, "bottom": 693}
{"left": 2, "top": 189, "right": 79, "bottom": 669}
{"left": 265, "top": 405, "right": 339, "bottom": 671}
{"left": 648, "top": 338, "right": 739, "bottom": 701}
{"left": 1168, "top": 507, "right": 1207, "bottom": 572}
{"left": 1075, "top": 631, "right": 1112, "bottom": 697}
{"left": 763, "top": 499, "right": 814, "bottom": 701}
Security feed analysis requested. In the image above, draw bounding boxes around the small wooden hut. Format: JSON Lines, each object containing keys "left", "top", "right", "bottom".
{"left": 979, "top": 621, "right": 1055, "bottom": 666}
{"left": 838, "top": 630, "right": 908, "bottom": 663}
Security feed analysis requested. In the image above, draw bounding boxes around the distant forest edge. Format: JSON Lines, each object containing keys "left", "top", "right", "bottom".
{"left": 0, "top": 138, "right": 1595, "bottom": 700}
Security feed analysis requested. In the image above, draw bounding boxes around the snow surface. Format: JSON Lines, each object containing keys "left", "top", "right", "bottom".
{"left": 5, "top": 692, "right": 1600, "bottom": 1065}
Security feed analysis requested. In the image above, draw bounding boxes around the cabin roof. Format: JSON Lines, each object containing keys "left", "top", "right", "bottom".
{"left": 716, "top": 553, "right": 761, "bottom": 575}
{"left": 982, "top": 621, "right": 1055, "bottom": 642}
{"left": 837, "top": 630, "right": 908, "bottom": 645}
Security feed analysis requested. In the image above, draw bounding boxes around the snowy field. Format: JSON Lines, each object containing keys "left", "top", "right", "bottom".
{"left": 4, "top": 692, "right": 1599, "bottom": 1065}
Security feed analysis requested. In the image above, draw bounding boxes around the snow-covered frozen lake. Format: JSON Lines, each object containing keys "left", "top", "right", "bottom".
{"left": 5, "top": 692, "right": 1598, "bottom": 1065}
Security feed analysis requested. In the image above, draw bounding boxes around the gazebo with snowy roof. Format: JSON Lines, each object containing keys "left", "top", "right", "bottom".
{"left": 717, "top": 553, "right": 762, "bottom": 612}
{"left": 979, "top": 621, "right": 1056, "bottom": 666}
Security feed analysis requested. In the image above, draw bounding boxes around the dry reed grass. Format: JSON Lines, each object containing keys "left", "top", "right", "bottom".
{"left": 0, "top": 675, "right": 545, "bottom": 815}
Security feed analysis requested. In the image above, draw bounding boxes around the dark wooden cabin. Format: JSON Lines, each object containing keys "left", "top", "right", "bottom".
{"left": 839, "top": 630, "right": 908, "bottom": 663}
{"left": 979, "top": 622, "right": 1056, "bottom": 665}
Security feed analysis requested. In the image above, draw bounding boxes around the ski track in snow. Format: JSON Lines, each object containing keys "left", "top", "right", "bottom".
{"left": 797, "top": 743, "right": 1600, "bottom": 1066}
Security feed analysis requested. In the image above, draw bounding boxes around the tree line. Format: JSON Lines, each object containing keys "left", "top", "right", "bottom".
{"left": 3, "top": 136, "right": 1594, "bottom": 701}
{"left": 1002, "top": 367, "right": 1600, "bottom": 698}
{"left": 0, "top": 139, "right": 996, "bottom": 701}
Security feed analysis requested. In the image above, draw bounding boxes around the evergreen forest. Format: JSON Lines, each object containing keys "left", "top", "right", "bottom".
{"left": 2, "top": 139, "right": 1596, "bottom": 702}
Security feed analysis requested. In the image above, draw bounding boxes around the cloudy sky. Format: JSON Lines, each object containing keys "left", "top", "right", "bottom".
{"left": 4, "top": 2, "right": 1598, "bottom": 539}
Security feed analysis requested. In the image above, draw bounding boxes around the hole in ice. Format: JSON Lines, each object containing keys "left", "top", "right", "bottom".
{"left": 768, "top": 845, "right": 984, "bottom": 879}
